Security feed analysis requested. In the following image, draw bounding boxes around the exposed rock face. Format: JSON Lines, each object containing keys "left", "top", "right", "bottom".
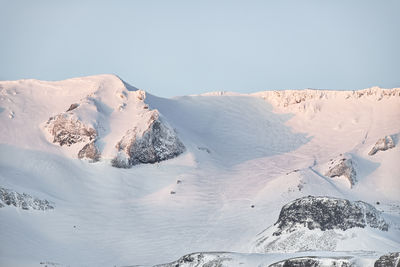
{"left": 325, "top": 156, "right": 357, "bottom": 187}
{"left": 374, "top": 252, "right": 400, "bottom": 267}
{"left": 254, "top": 196, "right": 389, "bottom": 253}
{"left": 112, "top": 112, "right": 185, "bottom": 168}
{"left": 154, "top": 252, "right": 232, "bottom": 267}
{"left": 268, "top": 256, "right": 353, "bottom": 267}
{"left": 0, "top": 187, "right": 54, "bottom": 211}
{"left": 66, "top": 103, "right": 79, "bottom": 112}
{"left": 78, "top": 141, "right": 100, "bottom": 162}
{"left": 369, "top": 135, "right": 395, "bottom": 156}
{"left": 273, "top": 196, "right": 388, "bottom": 236}
{"left": 44, "top": 113, "right": 97, "bottom": 146}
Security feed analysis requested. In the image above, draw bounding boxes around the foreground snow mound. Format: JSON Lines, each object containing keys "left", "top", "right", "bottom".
{"left": 111, "top": 111, "right": 185, "bottom": 168}
{"left": 254, "top": 196, "right": 389, "bottom": 253}
{"left": 374, "top": 252, "right": 400, "bottom": 267}
{"left": 0, "top": 187, "right": 53, "bottom": 211}
{"left": 369, "top": 135, "right": 396, "bottom": 156}
{"left": 268, "top": 256, "right": 354, "bottom": 267}
{"left": 154, "top": 252, "right": 233, "bottom": 267}
{"left": 154, "top": 252, "right": 376, "bottom": 267}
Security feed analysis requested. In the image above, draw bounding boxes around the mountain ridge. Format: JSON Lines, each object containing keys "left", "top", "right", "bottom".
{"left": 0, "top": 74, "right": 399, "bottom": 266}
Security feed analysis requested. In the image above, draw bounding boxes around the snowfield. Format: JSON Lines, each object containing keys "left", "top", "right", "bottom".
{"left": 0, "top": 74, "right": 399, "bottom": 266}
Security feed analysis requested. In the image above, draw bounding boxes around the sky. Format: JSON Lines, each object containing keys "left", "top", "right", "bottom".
{"left": 0, "top": 0, "right": 399, "bottom": 97}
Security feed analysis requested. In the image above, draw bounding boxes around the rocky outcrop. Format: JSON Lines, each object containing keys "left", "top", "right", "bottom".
{"left": 268, "top": 256, "right": 353, "bottom": 267}
{"left": 112, "top": 112, "right": 185, "bottom": 168}
{"left": 154, "top": 252, "right": 232, "bottom": 267}
{"left": 254, "top": 196, "right": 389, "bottom": 253}
{"left": 44, "top": 99, "right": 102, "bottom": 162}
{"left": 44, "top": 90, "right": 185, "bottom": 167}
{"left": 273, "top": 196, "right": 388, "bottom": 236}
{"left": 0, "top": 187, "right": 54, "bottom": 211}
{"left": 44, "top": 113, "right": 97, "bottom": 147}
{"left": 374, "top": 252, "right": 400, "bottom": 267}
{"left": 325, "top": 156, "right": 357, "bottom": 187}
{"left": 66, "top": 103, "right": 79, "bottom": 112}
{"left": 78, "top": 141, "right": 100, "bottom": 162}
{"left": 369, "top": 135, "right": 395, "bottom": 156}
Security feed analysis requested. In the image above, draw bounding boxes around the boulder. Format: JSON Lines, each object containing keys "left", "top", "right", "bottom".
{"left": 325, "top": 156, "right": 357, "bottom": 187}
{"left": 369, "top": 136, "right": 395, "bottom": 156}
{"left": 78, "top": 141, "right": 100, "bottom": 162}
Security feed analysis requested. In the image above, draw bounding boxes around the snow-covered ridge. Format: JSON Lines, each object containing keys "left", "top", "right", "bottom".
{"left": 253, "top": 87, "right": 400, "bottom": 108}
{"left": 0, "top": 74, "right": 185, "bottom": 166}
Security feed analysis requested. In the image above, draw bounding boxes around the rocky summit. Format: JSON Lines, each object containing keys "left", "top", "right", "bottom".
{"left": 273, "top": 196, "right": 388, "bottom": 236}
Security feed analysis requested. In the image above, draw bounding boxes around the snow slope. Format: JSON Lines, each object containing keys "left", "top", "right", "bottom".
{"left": 0, "top": 75, "right": 399, "bottom": 266}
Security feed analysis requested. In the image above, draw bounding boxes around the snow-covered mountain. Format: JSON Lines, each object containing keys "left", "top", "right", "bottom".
{"left": 0, "top": 74, "right": 399, "bottom": 266}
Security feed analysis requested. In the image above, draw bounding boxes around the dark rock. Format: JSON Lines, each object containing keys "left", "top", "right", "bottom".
{"left": 66, "top": 103, "right": 79, "bottom": 112}
{"left": 374, "top": 252, "right": 400, "bottom": 267}
{"left": 273, "top": 196, "right": 388, "bottom": 236}
{"left": 198, "top": 146, "right": 211, "bottom": 153}
{"left": 369, "top": 136, "right": 395, "bottom": 156}
{"left": 269, "top": 256, "right": 353, "bottom": 267}
{"left": 129, "top": 120, "right": 184, "bottom": 165}
{"left": 112, "top": 115, "right": 185, "bottom": 168}
{"left": 0, "top": 187, "right": 54, "bottom": 211}
{"left": 78, "top": 141, "right": 100, "bottom": 162}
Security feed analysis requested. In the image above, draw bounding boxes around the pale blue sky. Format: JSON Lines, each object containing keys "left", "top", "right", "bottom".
{"left": 1, "top": 0, "right": 399, "bottom": 97}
